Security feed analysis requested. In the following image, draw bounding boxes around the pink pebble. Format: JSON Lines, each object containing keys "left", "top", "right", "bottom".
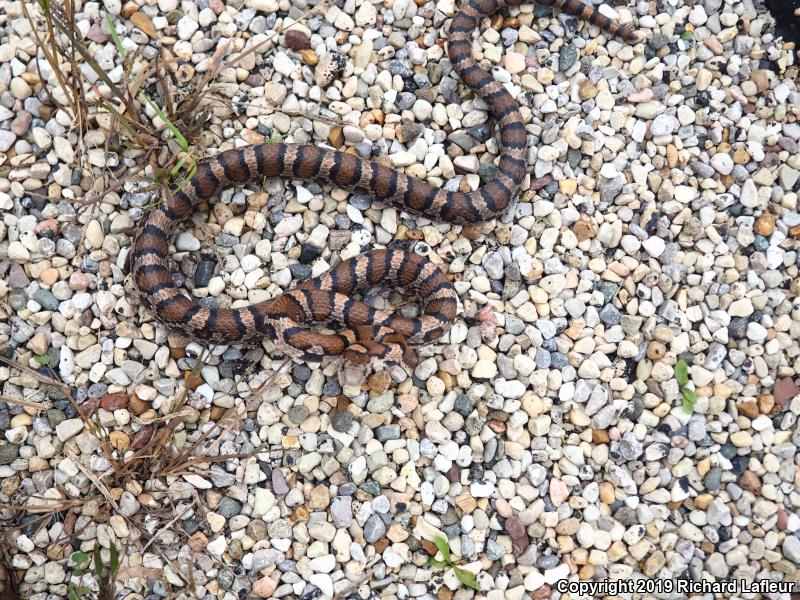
{"left": 69, "top": 272, "right": 91, "bottom": 290}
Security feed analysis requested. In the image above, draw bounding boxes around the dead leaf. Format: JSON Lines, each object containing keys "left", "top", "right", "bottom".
{"left": 130, "top": 12, "right": 157, "bottom": 39}
{"left": 116, "top": 566, "right": 168, "bottom": 584}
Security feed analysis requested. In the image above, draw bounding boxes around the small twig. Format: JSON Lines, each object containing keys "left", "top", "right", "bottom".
{"left": 67, "top": 450, "right": 124, "bottom": 515}
{"left": 0, "top": 497, "right": 91, "bottom": 513}
{"left": 139, "top": 504, "right": 192, "bottom": 554}
{"left": 164, "top": 358, "right": 290, "bottom": 471}
{"left": 0, "top": 352, "right": 123, "bottom": 478}
{"left": 78, "top": 158, "right": 152, "bottom": 211}
{"left": 177, "top": 1, "right": 327, "bottom": 121}
{"left": 159, "top": 451, "right": 262, "bottom": 477}
{"left": 0, "top": 394, "right": 51, "bottom": 411}
{"left": 205, "top": 94, "right": 350, "bottom": 128}
{"left": 332, "top": 558, "right": 381, "bottom": 600}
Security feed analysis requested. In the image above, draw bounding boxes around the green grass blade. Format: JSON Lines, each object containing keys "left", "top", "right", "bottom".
{"left": 93, "top": 545, "right": 103, "bottom": 576}
{"left": 453, "top": 566, "right": 480, "bottom": 591}
{"left": 141, "top": 93, "right": 189, "bottom": 152}
{"left": 104, "top": 10, "right": 126, "bottom": 60}
{"left": 432, "top": 536, "right": 451, "bottom": 564}
{"left": 674, "top": 359, "right": 689, "bottom": 387}
{"left": 681, "top": 388, "right": 696, "bottom": 413}
{"left": 109, "top": 544, "right": 119, "bottom": 575}
{"left": 170, "top": 156, "right": 188, "bottom": 178}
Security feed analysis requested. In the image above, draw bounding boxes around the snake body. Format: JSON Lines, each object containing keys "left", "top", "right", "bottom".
{"left": 133, "top": 0, "right": 637, "bottom": 366}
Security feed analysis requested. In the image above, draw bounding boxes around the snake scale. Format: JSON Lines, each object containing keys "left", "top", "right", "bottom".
{"left": 133, "top": 0, "right": 638, "bottom": 368}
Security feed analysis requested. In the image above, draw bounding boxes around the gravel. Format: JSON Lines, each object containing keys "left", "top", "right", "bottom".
{"left": 1, "top": 0, "right": 799, "bottom": 598}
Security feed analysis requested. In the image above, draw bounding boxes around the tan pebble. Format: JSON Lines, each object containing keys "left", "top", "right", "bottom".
{"left": 29, "top": 456, "right": 50, "bottom": 471}
{"left": 750, "top": 69, "right": 770, "bottom": 93}
{"left": 241, "top": 129, "right": 265, "bottom": 145}
{"left": 730, "top": 431, "right": 752, "bottom": 446}
{"left": 754, "top": 212, "right": 776, "bottom": 236}
{"left": 248, "top": 193, "right": 269, "bottom": 210}
{"left": 573, "top": 219, "right": 595, "bottom": 241}
{"left": 386, "top": 523, "right": 409, "bottom": 542}
{"left": 128, "top": 395, "right": 150, "bottom": 415}
{"left": 328, "top": 126, "right": 344, "bottom": 147}
{"left": 646, "top": 341, "right": 666, "bottom": 360}
{"left": 737, "top": 400, "right": 759, "bottom": 418}
{"left": 713, "top": 383, "right": 733, "bottom": 398}
{"left": 11, "top": 413, "right": 33, "bottom": 427}
{"left": 308, "top": 484, "right": 330, "bottom": 509}
{"left": 212, "top": 203, "right": 233, "bottom": 223}
{"left": 39, "top": 268, "right": 59, "bottom": 285}
{"left": 642, "top": 550, "right": 667, "bottom": 577}
{"left": 559, "top": 179, "right": 577, "bottom": 195}
{"left": 537, "top": 67, "right": 554, "bottom": 85}
{"left": 455, "top": 491, "right": 477, "bottom": 513}
{"left": 757, "top": 394, "right": 774, "bottom": 414}
{"left": 571, "top": 548, "right": 588, "bottom": 565}
{"left": 694, "top": 494, "right": 712, "bottom": 509}
{"left": 733, "top": 147, "right": 750, "bottom": 164}
{"left": 28, "top": 333, "right": 50, "bottom": 355}
{"left": 578, "top": 80, "right": 598, "bottom": 100}
{"left": 109, "top": 431, "right": 130, "bottom": 451}
{"left": 578, "top": 564, "right": 595, "bottom": 579}
{"left": 367, "top": 371, "right": 391, "bottom": 394}
{"left": 556, "top": 517, "right": 580, "bottom": 535}
{"left": 607, "top": 541, "right": 627, "bottom": 562}
{"left": 85, "top": 220, "right": 104, "bottom": 249}
{"left": 300, "top": 49, "right": 318, "bottom": 65}
{"left": 739, "top": 470, "right": 761, "bottom": 492}
{"left": 130, "top": 11, "right": 158, "bottom": 38}
{"left": 503, "top": 52, "right": 526, "bottom": 74}
{"left": 598, "top": 482, "right": 615, "bottom": 504}
{"left": 121, "top": 1, "right": 139, "bottom": 18}
{"left": 666, "top": 145, "right": 678, "bottom": 168}
{"left": 437, "top": 370, "right": 453, "bottom": 392}
{"left": 188, "top": 531, "right": 208, "bottom": 553}
{"left": 69, "top": 271, "right": 90, "bottom": 290}
{"left": 652, "top": 325, "right": 674, "bottom": 343}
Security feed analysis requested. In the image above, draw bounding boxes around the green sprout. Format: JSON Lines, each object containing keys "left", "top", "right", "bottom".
{"left": 68, "top": 545, "right": 121, "bottom": 600}
{"left": 104, "top": 10, "right": 127, "bottom": 60}
{"left": 675, "top": 359, "right": 696, "bottom": 413}
{"left": 429, "top": 536, "right": 480, "bottom": 591}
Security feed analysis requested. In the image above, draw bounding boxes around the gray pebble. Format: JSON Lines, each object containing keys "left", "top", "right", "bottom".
{"left": 363, "top": 514, "right": 386, "bottom": 543}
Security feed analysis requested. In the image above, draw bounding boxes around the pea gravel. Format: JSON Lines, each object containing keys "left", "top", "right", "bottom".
{"left": 1, "top": 0, "right": 799, "bottom": 598}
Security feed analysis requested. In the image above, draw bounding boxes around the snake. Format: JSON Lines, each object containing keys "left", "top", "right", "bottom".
{"left": 132, "top": 0, "right": 638, "bottom": 368}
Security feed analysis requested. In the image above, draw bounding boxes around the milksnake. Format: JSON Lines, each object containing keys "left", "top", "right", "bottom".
{"left": 132, "top": 0, "right": 638, "bottom": 368}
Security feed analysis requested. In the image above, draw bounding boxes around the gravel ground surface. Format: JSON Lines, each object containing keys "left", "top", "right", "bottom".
{"left": 1, "top": 0, "right": 800, "bottom": 598}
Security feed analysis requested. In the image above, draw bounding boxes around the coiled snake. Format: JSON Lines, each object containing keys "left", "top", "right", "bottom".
{"left": 132, "top": 0, "right": 638, "bottom": 369}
